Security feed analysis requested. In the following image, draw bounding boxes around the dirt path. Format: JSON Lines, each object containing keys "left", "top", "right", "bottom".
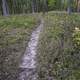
{"left": 19, "top": 18, "right": 44, "bottom": 80}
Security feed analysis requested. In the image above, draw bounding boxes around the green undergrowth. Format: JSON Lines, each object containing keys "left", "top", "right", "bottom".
{"left": 37, "top": 13, "right": 80, "bottom": 80}
{"left": 0, "top": 14, "right": 39, "bottom": 80}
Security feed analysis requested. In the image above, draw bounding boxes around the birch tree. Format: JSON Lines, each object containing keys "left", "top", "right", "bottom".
{"left": 2, "top": 0, "right": 9, "bottom": 16}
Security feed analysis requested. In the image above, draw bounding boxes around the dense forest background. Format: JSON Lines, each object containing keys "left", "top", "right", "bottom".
{"left": 0, "top": 0, "right": 80, "bottom": 16}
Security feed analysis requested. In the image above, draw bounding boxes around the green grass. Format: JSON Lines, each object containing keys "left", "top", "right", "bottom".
{"left": 1, "top": 13, "right": 80, "bottom": 80}
{"left": 0, "top": 15, "right": 39, "bottom": 80}
{"left": 37, "top": 13, "right": 80, "bottom": 80}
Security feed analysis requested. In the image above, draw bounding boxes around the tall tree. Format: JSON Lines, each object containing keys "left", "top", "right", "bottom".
{"left": 67, "top": 0, "right": 72, "bottom": 14}
{"left": 42, "top": 0, "right": 48, "bottom": 14}
{"left": 2, "top": 0, "right": 9, "bottom": 16}
{"left": 77, "top": 0, "right": 80, "bottom": 12}
{"left": 32, "top": 0, "right": 35, "bottom": 13}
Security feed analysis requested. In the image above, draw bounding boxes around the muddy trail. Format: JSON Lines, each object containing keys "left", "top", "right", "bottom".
{"left": 18, "top": 18, "right": 44, "bottom": 80}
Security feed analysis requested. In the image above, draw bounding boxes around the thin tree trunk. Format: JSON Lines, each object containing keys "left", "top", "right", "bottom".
{"left": 2, "top": 0, "right": 9, "bottom": 16}
{"left": 42, "top": 0, "right": 48, "bottom": 14}
{"left": 67, "top": 0, "right": 72, "bottom": 14}
{"left": 77, "top": 0, "right": 80, "bottom": 12}
{"left": 32, "top": 0, "right": 35, "bottom": 14}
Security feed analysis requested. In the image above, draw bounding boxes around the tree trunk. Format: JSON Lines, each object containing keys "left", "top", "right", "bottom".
{"left": 2, "top": 0, "right": 9, "bottom": 16}
{"left": 42, "top": 0, "right": 48, "bottom": 14}
{"left": 67, "top": 0, "right": 72, "bottom": 14}
{"left": 32, "top": 0, "right": 35, "bottom": 14}
{"left": 77, "top": 0, "right": 80, "bottom": 12}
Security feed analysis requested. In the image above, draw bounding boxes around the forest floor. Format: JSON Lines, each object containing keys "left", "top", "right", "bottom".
{"left": 0, "top": 12, "right": 80, "bottom": 80}
{"left": 0, "top": 14, "right": 40, "bottom": 80}
{"left": 37, "top": 12, "right": 80, "bottom": 80}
